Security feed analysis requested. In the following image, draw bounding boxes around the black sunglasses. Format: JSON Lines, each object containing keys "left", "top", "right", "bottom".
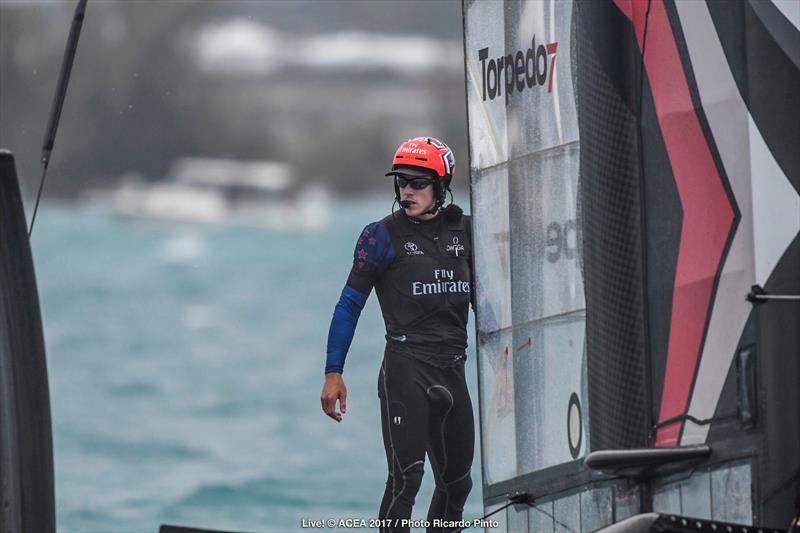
{"left": 395, "top": 175, "right": 434, "bottom": 190}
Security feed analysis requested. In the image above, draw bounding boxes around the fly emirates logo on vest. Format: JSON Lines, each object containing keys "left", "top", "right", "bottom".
{"left": 412, "top": 269, "right": 470, "bottom": 296}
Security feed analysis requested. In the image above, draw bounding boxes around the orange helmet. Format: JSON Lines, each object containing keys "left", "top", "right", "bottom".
{"left": 385, "top": 137, "right": 455, "bottom": 180}
{"left": 386, "top": 137, "right": 455, "bottom": 210}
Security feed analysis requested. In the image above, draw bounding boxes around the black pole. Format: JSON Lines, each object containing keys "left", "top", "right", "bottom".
{"left": 40, "top": 0, "right": 87, "bottom": 166}
{"left": 29, "top": 0, "right": 87, "bottom": 237}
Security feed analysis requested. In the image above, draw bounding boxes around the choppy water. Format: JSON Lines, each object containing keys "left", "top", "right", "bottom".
{"left": 30, "top": 198, "right": 482, "bottom": 533}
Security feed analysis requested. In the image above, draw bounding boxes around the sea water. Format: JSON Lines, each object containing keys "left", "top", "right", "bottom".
{"left": 31, "top": 197, "right": 483, "bottom": 533}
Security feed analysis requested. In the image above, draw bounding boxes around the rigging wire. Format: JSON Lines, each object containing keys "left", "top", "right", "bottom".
{"left": 27, "top": 164, "right": 49, "bottom": 237}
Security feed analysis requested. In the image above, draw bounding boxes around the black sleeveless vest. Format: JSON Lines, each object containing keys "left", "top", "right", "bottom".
{"left": 374, "top": 209, "right": 472, "bottom": 366}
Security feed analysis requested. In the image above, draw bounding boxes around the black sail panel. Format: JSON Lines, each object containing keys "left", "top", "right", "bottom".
{"left": 0, "top": 151, "right": 55, "bottom": 533}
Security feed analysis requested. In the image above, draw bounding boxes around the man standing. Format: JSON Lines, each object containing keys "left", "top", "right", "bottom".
{"left": 321, "top": 137, "right": 475, "bottom": 532}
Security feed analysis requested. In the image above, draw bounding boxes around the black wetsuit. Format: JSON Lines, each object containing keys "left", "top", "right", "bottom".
{"left": 325, "top": 205, "right": 474, "bottom": 533}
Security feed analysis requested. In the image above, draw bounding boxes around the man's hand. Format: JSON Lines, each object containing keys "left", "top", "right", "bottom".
{"left": 321, "top": 372, "right": 347, "bottom": 423}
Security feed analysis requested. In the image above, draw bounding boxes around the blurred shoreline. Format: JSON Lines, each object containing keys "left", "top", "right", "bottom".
{"left": 0, "top": 0, "right": 468, "bottom": 201}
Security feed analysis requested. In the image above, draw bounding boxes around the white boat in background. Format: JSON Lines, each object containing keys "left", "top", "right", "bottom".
{"left": 102, "top": 157, "right": 330, "bottom": 231}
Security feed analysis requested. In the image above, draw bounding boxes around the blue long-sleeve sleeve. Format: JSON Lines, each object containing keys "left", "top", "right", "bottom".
{"left": 325, "top": 286, "right": 368, "bottom": 374}
{"left": 324, "top": 221, "right": 394, "bottom": 374}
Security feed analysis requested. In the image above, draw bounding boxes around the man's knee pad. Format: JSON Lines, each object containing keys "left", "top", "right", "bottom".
{"left": 396, "top": 461, "right": 425, "bottom": 505}
{"left": 445, "top": 473, "right": 473, "bottom": 511}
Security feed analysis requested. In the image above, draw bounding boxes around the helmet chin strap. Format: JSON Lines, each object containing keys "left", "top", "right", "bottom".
{"left": 419, "top": 199, "right": 441, "bottom": 217}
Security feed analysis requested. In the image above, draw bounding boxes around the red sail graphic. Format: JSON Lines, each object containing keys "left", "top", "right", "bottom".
{"left": 613, "top": 0, "right": 734, "bottom": 446}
